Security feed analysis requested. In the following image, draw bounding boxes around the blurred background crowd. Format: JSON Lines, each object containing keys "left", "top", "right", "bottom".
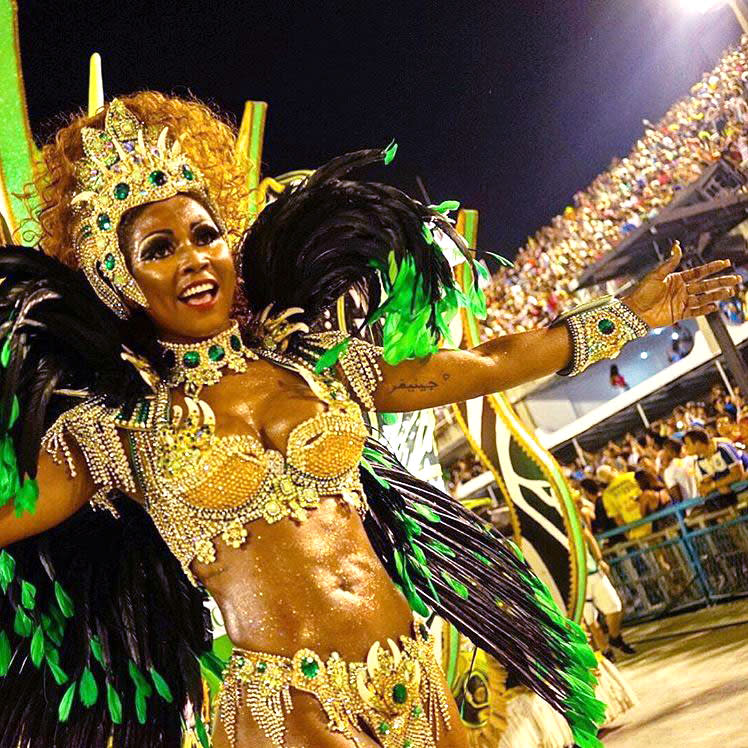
{"left": 482, "top": 35, "right": 748, "bottom": 336}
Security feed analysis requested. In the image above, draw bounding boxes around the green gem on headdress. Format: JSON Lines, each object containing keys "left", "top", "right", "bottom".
{"left": 113, "top": 182, "right": 130, "bottom": 200}
{"left": 148, "top": 170, "right": 167, "bottom": 187}
{"left": 182, "top": 165, "right": 195, "bottom": 181}
{"left": 97, "top": 213, "right": 112, "bottom": 231}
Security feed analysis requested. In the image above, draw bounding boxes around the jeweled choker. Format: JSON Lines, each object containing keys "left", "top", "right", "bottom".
{"left": 159, "top": 321, "right": 257, "bottom": 396}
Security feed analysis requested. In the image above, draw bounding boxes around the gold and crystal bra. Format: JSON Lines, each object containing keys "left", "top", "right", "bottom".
{"left": 42, "top": 335, "right": 382, "bottom": 585}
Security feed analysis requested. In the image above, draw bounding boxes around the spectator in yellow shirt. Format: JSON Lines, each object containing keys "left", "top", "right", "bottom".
{"left": 596, "top": 464, "right": 651, "bottom": 539}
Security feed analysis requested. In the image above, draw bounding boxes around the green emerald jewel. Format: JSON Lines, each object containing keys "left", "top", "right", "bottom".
{"left": 183, "top": 351, "right": 200, "bottom": 368}
{"left": 148, "top": 170, "right": 167, "bottom": 187}
{"left": 411, "top": 705, "right": 422, "bottom": 718}
{"left": 97, "top": 213, "right": 112, "bottom": 231}
{"left": 104, "top": 254, "right": 116, "bottom": 271}
{"left": 81, "top": 224, "right": 92, "bottom": 238}
{"left": 230, "top": 335, "right": 241, "bottom": 352}
{"left": 256, "top": 662, "right": 267, "bottom": 673}
{"left": 208, "top": 344, "right": 225, "bottom": 362}
{"left": 598, "top": 318, "right": 615, "bottom": 335}
{"left": 300, "top": 656, "right": 319, "bottom": 679}
{"left": 113, "top": 182, "right": 130, "bottom": 200}
{"left": 378, "top": 722, "right": 390, "bottom": 735}
{"left": 403, "top": 741, "right": 413, "bottom": 748}
{"left": 392, "top": 683, "right": 408, "bottom": 704}
{"left": 182, "top": 165, "right": 195, "bottom": 181}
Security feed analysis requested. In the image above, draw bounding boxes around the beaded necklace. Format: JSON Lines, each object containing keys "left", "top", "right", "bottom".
{"left": 158, "top": 320, "right": 258, "bottom": 397}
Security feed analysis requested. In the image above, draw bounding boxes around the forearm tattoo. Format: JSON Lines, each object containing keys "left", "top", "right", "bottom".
{"left": 390, "top": 373, "right": 450, "bottom": 394}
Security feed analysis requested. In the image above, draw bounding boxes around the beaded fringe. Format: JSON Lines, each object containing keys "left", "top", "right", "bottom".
{"left": 218, "top": 621, "right": 450, "bottom": 748}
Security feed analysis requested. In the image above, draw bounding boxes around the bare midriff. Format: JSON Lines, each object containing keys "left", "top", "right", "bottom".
{"left": 194, "top": 499, "right": 413, "bottom": 659}
{"left": 186, "top": 361, "right": 414, "bottom": 660}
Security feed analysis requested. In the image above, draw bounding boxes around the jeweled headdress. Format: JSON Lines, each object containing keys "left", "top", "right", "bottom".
{"left": 71, "top": 99, "right": 213, "bottom": 317}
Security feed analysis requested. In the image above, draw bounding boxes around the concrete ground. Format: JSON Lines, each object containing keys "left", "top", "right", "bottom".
{"left": 601, "top": 599, "right": 748, "bottom": 747}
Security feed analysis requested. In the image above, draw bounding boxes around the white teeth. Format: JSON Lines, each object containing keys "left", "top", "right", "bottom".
{"left": 180, "top": 282, "right": 216, "bottom": 300}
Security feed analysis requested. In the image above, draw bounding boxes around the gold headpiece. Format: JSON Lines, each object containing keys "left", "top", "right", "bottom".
{"left": 71, "top": 99, "right": 212, "bottom": 317}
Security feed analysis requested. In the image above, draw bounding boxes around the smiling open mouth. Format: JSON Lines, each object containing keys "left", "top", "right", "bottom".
{"left": 178, "top": 280, "right": 219, "bottom": 307}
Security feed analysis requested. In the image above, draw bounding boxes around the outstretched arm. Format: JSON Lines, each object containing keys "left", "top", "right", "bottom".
{"left": 373, "top": 246, "right": 739, "bottom": 413}
{"left": 0, "top": 445, "right": 93, "bottom": 548}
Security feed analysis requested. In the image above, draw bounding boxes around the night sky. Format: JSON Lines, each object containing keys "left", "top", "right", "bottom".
{"left": 16, "top": 0, "right": 744, "bottom": 260}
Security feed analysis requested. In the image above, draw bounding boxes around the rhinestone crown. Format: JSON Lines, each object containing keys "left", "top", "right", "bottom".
{"left": 71, "top": 99, "right": 214, "bottom": 317}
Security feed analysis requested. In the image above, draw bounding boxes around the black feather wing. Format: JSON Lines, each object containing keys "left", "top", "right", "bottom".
{"left": 0, "top": 245, "right": 210, "bottom": 747}
{"left": 361, "top": 439, "right": 605, "bottom": 748}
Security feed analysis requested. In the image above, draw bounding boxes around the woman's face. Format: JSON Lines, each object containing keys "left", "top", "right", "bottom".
{"left": 123, "top": 195, "right": 236, "bottom": 341}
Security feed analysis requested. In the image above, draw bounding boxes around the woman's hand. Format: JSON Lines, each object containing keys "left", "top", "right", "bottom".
{"left": 623, "top": 242, "right": 741, "bottom": 328}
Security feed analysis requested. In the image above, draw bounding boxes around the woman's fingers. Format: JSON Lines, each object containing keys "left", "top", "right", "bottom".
{"left": 687, "top": 288, "right": 735, "bottom": 309}
{"left": 677, "top": 259, "right": 732, "bottom": 283}
{"left": 685, "top": 274, "right": 742, "bottom": 294}
{"left": 685, "top": 302, "right": 719, "bottom": 318}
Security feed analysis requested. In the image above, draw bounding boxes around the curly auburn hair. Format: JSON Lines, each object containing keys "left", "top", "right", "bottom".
{"left": 30, "top": 91, "right": 251, "bottom": 267}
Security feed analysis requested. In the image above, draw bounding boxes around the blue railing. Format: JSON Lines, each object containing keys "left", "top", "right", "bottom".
{"left": 594, "top": 482, "right": 748, "bottom": 622}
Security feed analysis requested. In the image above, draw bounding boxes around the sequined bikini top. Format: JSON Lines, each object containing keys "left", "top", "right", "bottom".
{"left": 42, "top": 334, "right": 383, "bottom": 585}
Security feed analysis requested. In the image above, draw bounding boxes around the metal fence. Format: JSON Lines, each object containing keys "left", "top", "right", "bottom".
{"left": 596, "top": 484, "right": 748, "bottom": 623}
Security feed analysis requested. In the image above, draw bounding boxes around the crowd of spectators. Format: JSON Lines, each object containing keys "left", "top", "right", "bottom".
{"left": 445, "top": 452, "right": 485, "bottom": 496}
{"left": 481, "top": 36, "right": 748, "bottom": 337}
{"left": 564, "top": 384, "right": 748, "bottom": 540}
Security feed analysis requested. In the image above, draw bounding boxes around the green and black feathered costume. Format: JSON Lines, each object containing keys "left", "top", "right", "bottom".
{"left": 0, "top": 147, "right": 604, "bottom": 747}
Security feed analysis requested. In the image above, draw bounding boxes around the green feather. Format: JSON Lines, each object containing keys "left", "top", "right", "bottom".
{"left": 361, "top": 447, "right": 391, "bottom": 466}
{"left": 14, "top": 478, "right": 39, "bottom": 516}
{"left": 135, "top": 691, "right": 147, "bottom": 724}
{"left": 54, "top": 581, "right": 75, "bottom": 618}
{"left": 0, "top": 337, "right": 10, "bottom": 368}
{"left": 424, "top": 538, "right": 456, "bottom": 558}
{"left": 383, "top": 139, "right": 398, "bottom": 165}
{"left": 89, "top": 635, "right": 105, "bottom": 666}
{"left": 441, "top": 571, "right": 469, "bottom": 600}
{"left": 150, "top": 667, "right": 174, "bottom": 703}
{"left": 8, "top": 396, "right": 19, "bottom": 429}
{"left": 199, "top": 651, "right": 228, "bottom": 681}
{"left": 41, "top": 612, "right": 64, "bottom": 647}
{"left": 47, "top": 657, "right": 69, "bottom": 685}
{"left": 106, "top": 682, "right": 123, "bottom": 724}
{"left": 195, "top": 715, "right": 211, "bottom": 748}
{"left": 0, "top": 630, "right": 11, "bottom": 675}
{"left": 79, "top": 666, "right": 98, "bottom": 707}
{"left": 58, "top": 681, "right": 77, "bottom": 722}
{"left": 411, "top": 503, "right": 440, "bottom": 523}
{"left": 13, "top": 607, "right": 32, "bottom": 637}
{"left": 21, "top": 579, "right": 36, "bottom": 609}
{"left": 421, "top": 223, "right": 434, "bottom": 244}
{"left": 409, "top": 542, "right": 427, "bottom": 564}
{"left": 431, "top": 200, "right": 460, "bottom": 214}
{"left": 314, "top": 338, "right": 350, "bottom": 374}
{"left": 359, "top": 457, "right": 391, "bottom": 489}
{"left": 30, "top": 625, "right": 44, "bottom": 667}
{"left": 472, "top": 550, "right": 493, "bottom": 567}
{"left": 0, "top": 550, "right": 15, "bottom": 592}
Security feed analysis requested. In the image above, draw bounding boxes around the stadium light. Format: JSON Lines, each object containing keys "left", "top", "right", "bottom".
{"left": 677, "top": 0, "right": 748, "bottom": 32}
{"left": 677, "top": 0, "right": 726, "bottom": 11}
